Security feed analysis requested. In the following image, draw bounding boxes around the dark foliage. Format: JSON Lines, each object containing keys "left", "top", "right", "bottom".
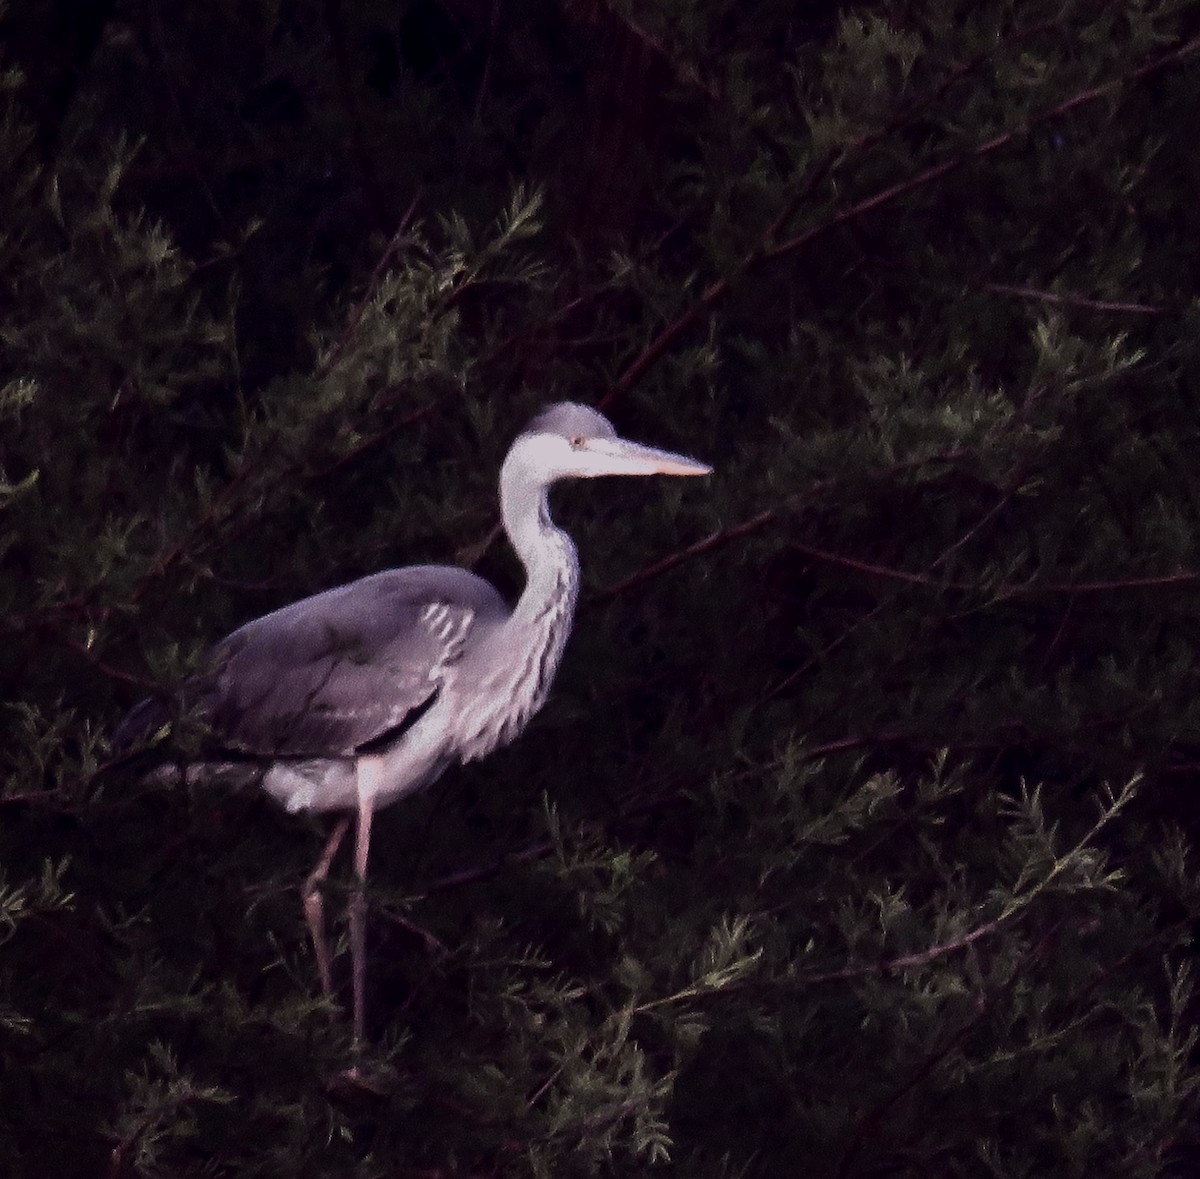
{"left": 4, "top": 0, "right": 1200, "bottom": 1175}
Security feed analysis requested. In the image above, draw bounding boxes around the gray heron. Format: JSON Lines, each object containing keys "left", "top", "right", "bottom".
{"left": 116, "top": 402, "right": 711, "bottom": 1048}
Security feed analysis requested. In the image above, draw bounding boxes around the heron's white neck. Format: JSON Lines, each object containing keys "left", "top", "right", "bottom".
{"left": 499, "top": 451, "right": 581, "bottom": 627}
{"left": 451, "top": 454, "right": 582, "bottom": 764}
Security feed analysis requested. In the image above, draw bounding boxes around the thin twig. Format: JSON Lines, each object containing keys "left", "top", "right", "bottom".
{"left": 319, "top": 0, "right": 392, "bottom": 231}
{"left": 598, "top": 510, "right": 777, "bottom": 597}
{"left": 834, "top": 919, "right": 1066, "bottom": 1179}
{"left": 932, "top": 455, "right": 1035, "bottom": 572}
{"left": 1023, "top": 571, "right": 1200, "bottom": 596}
{"left": 317, "top": 195, "right": 422, "bottom": 380}
{"left": 767, "top": 32, "right": 1200, "bottom": 265}
{"left": 375, "top": 905, "right": 450, "bottom": 957}
{"left": 596, "top": 450, "right": 970, "bottom": 600}
{"left": 611, "top": 485, "right": 1200, "bottom": 601}
{"left": 790, "top": 541, "right": 961, "bottom": 589}
{"left": 305, "top": 403, "right": 435, "bottom": 482}
{"left": 985, "top": 281, "right": 1166, "bottom": 315}
{"left": 0, "top": 790, "right": 61, "bottom": 807}
{"left": 600, "top": 1, "right": 721, "bottom": 101}
{"left": 602, "top": 32, "right": 1200, "bottom": 407}
{"left": 129, "top": 461, "right": 259, "bottom": 604}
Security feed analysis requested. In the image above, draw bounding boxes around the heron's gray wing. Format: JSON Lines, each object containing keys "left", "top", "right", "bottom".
{"left": 192, "top": 566, "right": 509, "bottom": 757}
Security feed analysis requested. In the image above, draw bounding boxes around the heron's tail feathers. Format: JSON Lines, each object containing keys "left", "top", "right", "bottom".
{"left": 111, "top": 695, "right": 172, "bottom": 753}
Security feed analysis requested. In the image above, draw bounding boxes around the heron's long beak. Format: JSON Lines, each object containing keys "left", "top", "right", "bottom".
{"left": 591, "top": 437, "right": 713, "bottom": 477}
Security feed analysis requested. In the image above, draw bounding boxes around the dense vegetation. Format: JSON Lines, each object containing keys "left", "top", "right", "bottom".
{"left": 4, "top": 0, "right": 1200, "bottom": 1174}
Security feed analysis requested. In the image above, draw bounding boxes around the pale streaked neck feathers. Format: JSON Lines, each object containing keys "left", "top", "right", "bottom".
{"left": 499, "top": 440, "right": 582, "bottom": 628}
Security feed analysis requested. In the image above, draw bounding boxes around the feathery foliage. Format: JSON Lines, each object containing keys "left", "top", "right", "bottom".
{"left": 4, "top": 0, "right": 1200, "bottom": 1175}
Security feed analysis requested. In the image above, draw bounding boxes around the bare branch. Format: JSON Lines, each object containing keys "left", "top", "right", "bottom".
{"left": 985, "top": 282, "right": 1166, "bottom": 315}
{"left": 602, "top": 32, "right": 1200, "bottom": 407}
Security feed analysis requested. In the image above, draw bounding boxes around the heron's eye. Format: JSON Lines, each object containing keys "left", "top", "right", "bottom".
{"left": 569, "top": 435, "right": 586, "bottom": 449}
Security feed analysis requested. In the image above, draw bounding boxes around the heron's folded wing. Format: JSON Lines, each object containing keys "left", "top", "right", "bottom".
{"left": 192, "top": 567, "right": 507, "bottom": 757}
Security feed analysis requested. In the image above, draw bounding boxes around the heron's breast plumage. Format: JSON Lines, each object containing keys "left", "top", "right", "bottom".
{"left": 450, "top": 538, "right": 580, "bottom": 764}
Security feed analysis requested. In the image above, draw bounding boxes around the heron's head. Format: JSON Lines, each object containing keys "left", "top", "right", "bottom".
{"left": 510, "top": 402, "right": 712, "bottom": 485}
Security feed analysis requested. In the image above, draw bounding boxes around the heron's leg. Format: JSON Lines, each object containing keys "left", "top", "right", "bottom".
{"left": 349, "top": 795, "right": 374, "bottom": 1048}
{"left": 303, "top": 814, "right": 350, "bottom": 1000}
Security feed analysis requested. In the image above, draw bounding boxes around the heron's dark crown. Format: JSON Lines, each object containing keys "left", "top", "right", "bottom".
{"left": 522, "top": 402, "right": 616, "bottom": 443}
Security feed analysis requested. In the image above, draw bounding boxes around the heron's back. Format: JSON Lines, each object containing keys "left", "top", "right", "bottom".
{"left": 117, "top": 565, "right": 510, "bottom": 765}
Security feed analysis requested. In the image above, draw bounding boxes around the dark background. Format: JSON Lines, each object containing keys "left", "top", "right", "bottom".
{"left": 3, "top": 1, "right": 1200, "bottom": 1175}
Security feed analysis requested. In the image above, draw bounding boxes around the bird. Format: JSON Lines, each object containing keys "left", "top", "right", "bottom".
{"left": 116, "top": 402, "right": 712, "bottom": 1048}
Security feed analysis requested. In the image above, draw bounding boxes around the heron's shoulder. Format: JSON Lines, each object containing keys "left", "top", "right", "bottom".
{"left": 218, "top": 566, "right": 507, "bottom": 654}
{"left": 347, "top": 566, "right": 509, "bottom": 618}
